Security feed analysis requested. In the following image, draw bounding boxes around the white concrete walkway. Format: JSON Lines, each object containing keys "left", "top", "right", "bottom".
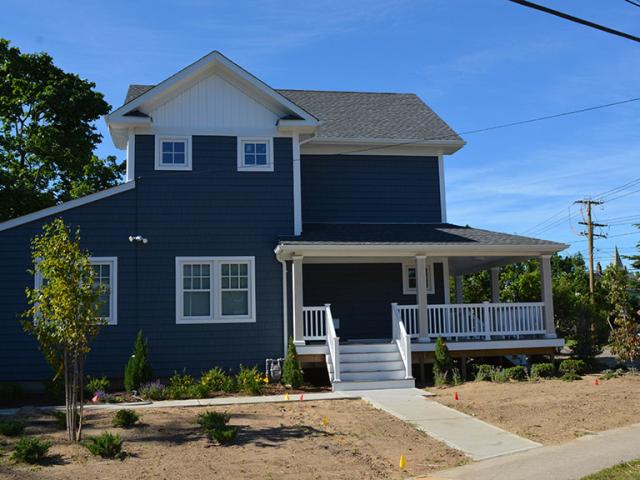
{"left": 359, "top": 388, "right": 541, "bottom": 461}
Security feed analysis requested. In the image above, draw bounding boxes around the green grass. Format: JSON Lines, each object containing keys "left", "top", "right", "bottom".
{"left": 581, "top": 459, "right": 640, "bottom": 480}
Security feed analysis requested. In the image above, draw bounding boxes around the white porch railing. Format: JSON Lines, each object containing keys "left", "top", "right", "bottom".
{"left": 325, "top": 305, "right": 340, "bottom": 383}
{"left": 394, "top": 302, "right": 546, "bottom": 340}
{"left": 391, "top": 303, "right": 413, "bottom": 379}
{"left": 303, "top": 306, "right": 327, "bottom": 340}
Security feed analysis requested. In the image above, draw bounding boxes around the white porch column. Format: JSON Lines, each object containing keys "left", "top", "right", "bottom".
{"left": 540, "top": 255, "right": 556, "bottom": 338}
{"left": 490, "top": 267, "right": 500, "bottom": 303}
{"left": 416, "top": 255, "right": 429, "bottom": 342}
{"left": 455, "top": 275, "right": 464, "bottom": 304}
{"left": 292, "top": 255, "right": 305, "bottom": 346}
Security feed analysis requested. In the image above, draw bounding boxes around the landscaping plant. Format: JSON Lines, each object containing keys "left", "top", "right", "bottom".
{"left": 112, "top": 409, "right": 140, "bottom": 428}
{"left": 167, "top": 371, "right": 195, "bottom": 399}
{"left": 235, "top": 365, "right": 265, "bottom": 395}
{"left": 0, "top": 419, "right": 25, "bottom": 437}
{"left": 530, "top": 363, "right": 555, "bottom": 379}
{"left": 559, "top": 359, "right": 587, "bottom": 376}
{"left": 474, "top": 364, "right": 495, "bottom": 382}
{"left": 197, "top": 411, "right": 237, "bottom": 445}
{"left": 504, "top": 366, "right": 527, "bottom": 382}
{"left": 282, "top": 337, "right": 304, "bottom": 388}
{"left": 200, "top": 367, "right": 235, "bottom": 393}
{"left": 433, "top": 337, "right": 454, "bottom": 386}
{"left": 23, "top": 219, "right": 107, "bottom": 442}
{"left": 84, "top": 431, "right": 123, "bottom": 458}
{"left": 138, "top": 380, "right": 167, "bottom": 401}
{"left": 124, "top": 331, "right": 153, "bottom": 392}
{"left": 85, "top": 375, "right": 110, "bottom": 395}
{"left": 11, "top": 437, "right": 52, "bottom": 464}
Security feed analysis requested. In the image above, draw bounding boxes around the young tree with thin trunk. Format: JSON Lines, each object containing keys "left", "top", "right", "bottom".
{"left": 23, "top": 218, "right": 106, "bottom": 441}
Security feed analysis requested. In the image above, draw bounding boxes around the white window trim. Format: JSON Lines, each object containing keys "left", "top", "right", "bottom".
{"left": 175, "top": 256, "right": 256, "bottom": 324}
{"left": 34, "top": 256, "right": 118, "bottom": 325}
{"left": 155, "top": 136, "right": 192, "bottom": 171}
{"left": 237, "top": 138, "right": 274, "bottom": 172}
{"left": 402, "top": 261, "right": 435, "bottom": 295}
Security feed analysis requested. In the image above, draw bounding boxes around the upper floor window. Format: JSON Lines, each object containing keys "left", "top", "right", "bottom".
{"left": 155, "top": 136, "right": 192, "bottom": 170}
{"left": 237, "top": 138, "right": 273, "bottom": 172}
{"left": 402, "top": 262, "right": 435, "bottom": 295}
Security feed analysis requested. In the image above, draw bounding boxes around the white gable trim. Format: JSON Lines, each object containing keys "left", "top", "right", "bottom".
{"left": 0, "top": 181, "right": 136, "bottom": 233}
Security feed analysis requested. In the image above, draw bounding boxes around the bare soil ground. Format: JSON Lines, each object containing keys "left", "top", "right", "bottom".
{"left": 433, "top": 375, "right": 640, "bottom": 445}
{"left": 0, "top": 399, "right": 467, "bottom": 480}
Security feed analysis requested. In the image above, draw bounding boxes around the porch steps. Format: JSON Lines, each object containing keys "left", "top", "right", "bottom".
{"left": 327, "top": 342, "right": 415, "bottom": 391}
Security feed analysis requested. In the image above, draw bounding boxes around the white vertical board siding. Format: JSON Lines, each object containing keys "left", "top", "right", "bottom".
{"left": 151, "top": 73, "right": 281, "bottom": 129}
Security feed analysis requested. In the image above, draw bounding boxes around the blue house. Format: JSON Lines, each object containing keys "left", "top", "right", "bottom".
{"left": 0, "top": 51, "right": 565, "bottom": 390}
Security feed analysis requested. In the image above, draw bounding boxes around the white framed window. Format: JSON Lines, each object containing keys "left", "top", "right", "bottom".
{"left": 33, "top": 257, "right": 118, "bottom": 325}
{"left": 237, "top": 138, "right": 274, "bottom": 172}
{"left": 155, "top": 136, "right": 192, "bottom": 170}
{"left": 402, "top": 262, "right": 435, "bottom": 295}
{"left": 176, "top": 256, "right": 256, "bottom": 324}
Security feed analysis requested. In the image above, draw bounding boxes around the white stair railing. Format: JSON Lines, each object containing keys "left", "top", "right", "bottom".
{"left": 391, "top": 303, "right": 413, "bottom": 379}
{"left": 302, "top": 306, "right": 327, "bottom": 340}
{"left": 324, "top": 304, "right": 340, "bottom": 383}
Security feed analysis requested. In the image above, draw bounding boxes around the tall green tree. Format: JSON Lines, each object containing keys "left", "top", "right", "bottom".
{"left": 0, "top": 38, "right": 124, "bottom": 221}
{"left": 23, "top": 219, "right": 106, "bottom": 442}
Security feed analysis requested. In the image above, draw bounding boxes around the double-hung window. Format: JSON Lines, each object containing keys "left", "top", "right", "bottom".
{"left": 402, "top": 262, "right": 435, "bottom": 295}
{"left": 237, "top": 138, "right": 273, "bottom": 172}
{"left": 176, "top": 257, "right": 255, "bottom": 324}
{"left": 155, "top": 136, "right": 191, "bottom": 170}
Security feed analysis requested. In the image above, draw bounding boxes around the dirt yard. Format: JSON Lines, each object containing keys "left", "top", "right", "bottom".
{"left": 0, "top": 399, "right": 467, "bottom": 479}
{"left": 433, "top": 375, "right": 640, "bottom": 445}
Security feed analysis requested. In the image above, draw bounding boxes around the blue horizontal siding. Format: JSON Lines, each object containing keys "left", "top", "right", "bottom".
{"left": 301, "top": 155, "right": 442, "bottom": 223}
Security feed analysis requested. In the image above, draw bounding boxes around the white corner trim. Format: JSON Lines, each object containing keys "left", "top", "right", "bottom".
{"left": 292, "top": 132, "right": 302, "bottom": 235}
{"left": 126, "top": 131, "right": 136, "bottom": 181}
{"left": 155, "top": 135, "right": 192, "bottom": 171}
{"left": 237, "top": 137, "right": 274, "bottom": 172}
{"left": 402, "top": 261, "right": 435, "bottom": 295}
{"left": 438, "top": 155, "right": 447, "bottom": 223}
{"left": 0, "top": 181, "right": 136, "bottom": 233}
{"left": 90, "top": 256, "right": 118, "bottom": 325}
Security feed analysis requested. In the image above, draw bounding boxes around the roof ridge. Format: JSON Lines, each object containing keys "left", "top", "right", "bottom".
{"left": 276, "top": 88, "right": 416, "bottom": 96}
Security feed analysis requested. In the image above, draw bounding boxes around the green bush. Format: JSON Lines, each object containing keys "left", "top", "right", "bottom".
{"left": 166, "top": 372, "right": 195, "bottom": 399}
{"left": 207, "top": 426, "right": 238, "bottom": 444}
{"left": 139, "top": 380, "right": 166, "bottom": 400}
{"left": 531, "top": 363, "right": 555, "bottom": 379}
{"left": 112, "top": 409, "right": 140, "bottom": 428}
{"left": 11, "top": 437, "right": 52, "bottom": 464}
{"left": 452, "top": 368, "right": 463, "bottom": 386}
{"left": 433, "top": 337, "right": 454, "bottom": 386}
{"left": 0, "top": 419, "right": 25, "bottom": 437}
{"left": 475, "top": 364, "right": 496, "bottom": 382}
{"left": 282, "top": 338, "right": 304, "bottom": 388}
{"left": 124, "top": 331, "right": 153, "bottom": 392}
{"left": 200, "top": 367, "right": 235, "bottom": 393}
{"left": 85, "top": 375, "right": 110, "bottom": 395}
{"left": 84, "top": 431, "right": 123, "bottom": 458}
{"left": 490, "top": 368, "right": 510, "bottom": 383}
{"left": 559, "top": 359, "right": 586, "bottom": 377}
{"left": 0, "top": 383, "right": 25, "bottom": 405}
{"left": 235, "top": 365, "right": 264, "bottom": 395}
{"left": 197, "top": 411, "right": 230, "bottom": 430}
{"left": 504, "top": 366, "right": 527, "bottom": 382}
{"left": 561, "top": 372, "right": 582, "bottom": 382}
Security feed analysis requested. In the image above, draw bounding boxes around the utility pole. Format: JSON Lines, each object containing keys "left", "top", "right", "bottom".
{"left": 575, "top": 199, "right": 607, "bottom": 301}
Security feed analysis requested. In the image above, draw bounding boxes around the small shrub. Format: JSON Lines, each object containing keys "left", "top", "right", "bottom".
{"left": 85, "top": 375, "right": 110, "bottom": 395}
{"left": 11, "top": 437, "right": 52, "bottom": 464}
{"left": 197, "top": 411, "right": 230, "bottom": 430}
{"left": 84, "top": 431, "right": 123, "bottom": 458}
{"left": 112, "top": 409, "right": 140, "bottom": 428}
{"left": 235, "top": 365, "right": 264, "bottom": 395}
{"left": 0, "top": 419, "right": 25, "bottom": 437}
{"left": 531, "top": 363, "right": 555, "bottom": 379}
{"left": 139, "top": 380, "right": 166, "bottom": 400}
{"left": 452, "top": 367, "right": 463, "bottom": 386}
{"left": 433, "top": 337, "right": 454, "bottom": 386}
{"left": 207, "top": 426, "right": 238, "bottom": 444}
{"left": 282, "top": 338, "right": 304, "bottom": 388}
{"left": 490, "top": 368, "right": 509, "bottom": 383}
{"left": 0, "top": 383, "right": 25, "bottom": 405}
{"left": 599, "top": 369, "right": 624, "bottom": 380}
{"left": 188, "top": 383, "right": 210, "bottom": 399}
{"left": 504, "top": 366, "right": 527, "bottom": 382}
{"left": 559, "top": 359, "right": 586, "bottom": 377}
{"left": 475, "top": 364, "right": 496, "bottom": 382}
{"left": 124, "top": 331, "right": 153, "bottom": 392}
{"left": 561, "top": 372, "right": 582, "bottom": 382}
{"left": 201, "top": 367, "right": 235, "bottom": 393}
{"left": 167, "top": 372, "right": 195, "bottom": 399}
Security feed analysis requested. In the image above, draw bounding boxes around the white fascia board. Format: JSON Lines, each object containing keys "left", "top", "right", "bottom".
{"left": 0, "top": 181, "right": 136, "bottom": 233}
{"left": 301, "top": 138, "right": 465, "bottom": 156}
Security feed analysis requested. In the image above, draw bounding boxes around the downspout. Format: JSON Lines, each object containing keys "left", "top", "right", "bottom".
{"left": 277, "top": 256, "right": 288, "bottom": 356}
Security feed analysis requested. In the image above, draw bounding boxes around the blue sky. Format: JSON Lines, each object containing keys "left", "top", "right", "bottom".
{"left": 3, "top": 0, "right": 639, "bottom": 267}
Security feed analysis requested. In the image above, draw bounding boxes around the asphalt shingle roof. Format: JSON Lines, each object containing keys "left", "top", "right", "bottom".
{"left": 279, "top": 223, "right": 564, "bottom": 247}
{"left": 123, "top": 85, "right": 461, "bottom": 143}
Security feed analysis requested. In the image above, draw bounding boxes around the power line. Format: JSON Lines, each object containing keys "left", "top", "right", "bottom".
{"left": 333, "top": 96, "right": 640, "bottom": 156}
{"left": 624, "top": 0, "right": 640, "bottom": 8}
{"left": 570, "top": 230, "right": 639, "bottom": 243}
{"left": 594, "top": 176, "right": 640, "bottom": 201}
{"left": 507, "top": 0, "right": 640, "bottom": 43}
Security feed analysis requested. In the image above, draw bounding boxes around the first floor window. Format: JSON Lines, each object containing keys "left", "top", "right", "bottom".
{"left": 403, "top": 262, "right": 434, "bottom": 295}
{"left": 176, "top": 257, "right": 255, "bottom": 324}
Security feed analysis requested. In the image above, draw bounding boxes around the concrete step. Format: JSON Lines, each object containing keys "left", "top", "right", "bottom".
{"left": 341, "top": 369, "right": 406, "bottom": 381}
{"left": 339, "top": 360, "right": 405, "bottom": 372}
{"left": 340, "top": 351, "right": 401, "bottom": 363}
{"left": 340, "top": 343, "right": 397, "bottom": 353}
{"left": 332, "top": 378, "right": 415, "bottom": 391}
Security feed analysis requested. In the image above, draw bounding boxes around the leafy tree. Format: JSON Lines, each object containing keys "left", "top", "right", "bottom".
{"left": 281, "top": 337, "right": 304, "bottom": 388}
{"left": 23, "top": 218, "right": 106, "bottom": 441}
{"left": 124, "top": 331, "right": 153, "bottom": 392}
{"left": 0, "top": 38, "right": 124, "bottom": 221}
